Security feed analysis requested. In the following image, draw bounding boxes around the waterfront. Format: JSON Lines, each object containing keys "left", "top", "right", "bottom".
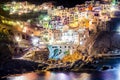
{"left": 4, "top": 58, "right": 120, "bottom": 80}
{"left": 1, "top": 0, "right": 120, "bottom": 80}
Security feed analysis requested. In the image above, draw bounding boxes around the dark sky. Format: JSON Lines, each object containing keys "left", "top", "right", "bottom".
{"left": 55, "top": 0, "right": 91, "bottom": 7}
{"left": 0, "top": 0, "right": 93, "bottom": 7}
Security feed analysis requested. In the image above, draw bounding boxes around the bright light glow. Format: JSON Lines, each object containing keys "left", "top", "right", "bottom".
{"left": 68, "top": 30, "right": 73, "bottom": 35}
{"left": 43, "top": 16, "right": 50, "bottom": 21}
{"left": 84, "top": 35, "right": 86, "bottom": 38}
{"left": 49, "top": 37, "right": 54, "bottom": 44}
{"left": 39, "top": 42, "right": 44, "bottom": 44}
{"left": 27, "top": 19, "right": 31, "bottom": 23}
{"left": 116, "top": 25, "right": 120, "bottom": 32}
{"left": 56, "top": 73, "right": 70, "bottom": 80}
{"left": 116, "top": 65, "right": 120, "bottom": 80}
{"left": 12, "top": 1, "right": 16, "bottom": 4}
{"left": 8, "top": 72, "right": 39, "bottom": 80}
{"left": 43, "top": 6, "right": 48, "bottom": 9}
{"left": 69, "top": 22, "right": 78, "bottom": 28}
{"left": 62, "top": 33, "right": 74, "bottom": 43}
{"left": 110, "top": 6, "right": 116, "bottom": 11}
{"left": 78, "top": 73, "right": 91, "bottom": 80}
{"left": 31, "top": 37, "right": 39, "bottom": 46}
{"left": 80, "top": 41, "right": 83, "bottom": 45}
{"left": 31, "top": 34, "right": 34, "bottom": 36}
{"left": 20, "top": 25, "right": 23, "bottom": 28}
{"left": 8, "top": 76, "right": 25, "bottom": 80}
{"left": 22, "top": 27, "right": 27, "bottom": 33}
{"left": 112, "top": 0, "right": 116, "bottom": 6}
{"left": 15, "top": 36, "right": 21, "bottom": 42}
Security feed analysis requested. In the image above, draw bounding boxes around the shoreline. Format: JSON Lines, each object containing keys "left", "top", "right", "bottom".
{"left": 0, "top": 56, "right": 119, "bottom": 78}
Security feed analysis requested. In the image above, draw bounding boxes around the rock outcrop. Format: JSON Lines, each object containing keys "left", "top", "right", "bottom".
{"left": 0, "top": 44, "right": 12, "bottom": 65}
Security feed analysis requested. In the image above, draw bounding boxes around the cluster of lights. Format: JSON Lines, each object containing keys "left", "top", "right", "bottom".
{"left": 34, "top": 1, "right": 118, "bottom": 31}
{"left": 2, "top": 1, "right": 118, "bottom": 31}
{"left": 2, "top": 20, "right": 16, "bottom": 26}
{"left": 1, "top": 19, "right": 29, "bottom": 34}
{"left": 3, "top": 1, "right": 53, "bottom": 15}
{"left": 1, "top": 0, "right": 119, "bottom": 47}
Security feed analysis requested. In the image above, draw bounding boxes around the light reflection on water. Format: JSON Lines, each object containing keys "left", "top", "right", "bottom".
{"left": 7, "top": 59, "right": 120, "bottom": 80}
{"left": 7, "top": 70, "right": 120, "bottom": 80}
{"left": 8, "top": 72, "right": 92, "bottom": 80}
{"left": 7, "top": 72, "right": 39, "bottom": 80}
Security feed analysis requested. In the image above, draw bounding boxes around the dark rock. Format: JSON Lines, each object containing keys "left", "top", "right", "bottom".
{"left": 0, "top": 59, "right": 48, "bottom": 77}
{"left": 100, "top": 65, "right": 113, "bottom": 71}
{"left": 0, "top": 44, "right": 12, "bottom": 65}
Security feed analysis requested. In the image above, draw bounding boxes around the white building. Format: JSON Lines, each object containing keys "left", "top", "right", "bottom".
{"left": 48, "top": 44, "right": 77, "bottom": 60}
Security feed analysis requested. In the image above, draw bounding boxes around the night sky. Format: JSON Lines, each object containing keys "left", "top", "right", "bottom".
{"left": 1, "top": 0, "right": 94, "bottom": 7}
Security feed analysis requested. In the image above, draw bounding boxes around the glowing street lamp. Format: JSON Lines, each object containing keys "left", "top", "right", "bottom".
{"left": 15, "top": 36, "right": 21, "bottom": 42}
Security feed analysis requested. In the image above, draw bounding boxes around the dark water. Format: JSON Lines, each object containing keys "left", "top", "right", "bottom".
{"left": 6, "top": 58, "right": 120, "bottom": 80}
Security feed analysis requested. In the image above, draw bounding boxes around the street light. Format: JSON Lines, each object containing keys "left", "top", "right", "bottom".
{"left": 15, "top": 36, "right": 21, "bottom": 42}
